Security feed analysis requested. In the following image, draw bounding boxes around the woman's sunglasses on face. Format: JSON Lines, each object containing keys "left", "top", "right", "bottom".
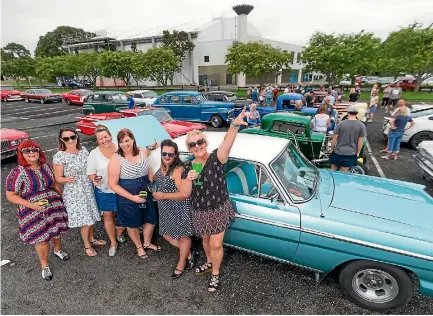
{"left": 61, "top": 135, "right": 77, "bottom": 142}
{"left": 161, "top": 152, "right": 175, "bottom": 157}
{"left": 188, "top": 138, "right": 205, "bottom": 149}
{"left": 21, "top": 148, "right": 40, "bottom": 154}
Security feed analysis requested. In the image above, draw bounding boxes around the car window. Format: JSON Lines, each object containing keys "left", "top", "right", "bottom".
{"left": 142, "top": 92, "right": 158, "bottom": 98}
{"left": 412, "top": 108, "right": 433, "bottom": 118}
{"left": 226, "top": 94, "right": 237, "bottom": 102}
{"left": 102, "top": 95, "right": 113, "bottom": 102}
{"left": 170, "top": 96, "right": 181, "bottom": 104}
{"left": 71, "top": 92, "right": 77, "bottom": 96}
{"left": 215, "top": 95, "right": 225, "bottom": 102}
{"left": 91, "top": 95, "right": 102, "bottom": 102}
{"left": 112, "top": 94, "right": 127, "bottom": 101}
{"left": 133, "top": 93, "right": 142, "bottom": 98}
{"left": 183, "top": 96, "right": 192, "bottom": 104}
{"left": 159, "top": 96, "right": 169, "bottom": 104}
{"left": 207, "top": 94, "right": 216, "bottom": 101}
{"left": 272, "top": 121, "right": 306, "bottom": 135}
{"left": 27, "top": 90, "right": 34, "bottom": 94}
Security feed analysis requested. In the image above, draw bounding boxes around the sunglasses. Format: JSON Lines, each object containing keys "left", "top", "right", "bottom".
{"left": 161, "top": 152, "right": 175, "bottom": 157}
{"left": 61, "top": 135, "right": 77, "bottom": 142}
{"left": 21, "top": 148, "right": 40, "bottom": 154}
{"left": 188, "top": 138, "right": 206, "bottom": 149}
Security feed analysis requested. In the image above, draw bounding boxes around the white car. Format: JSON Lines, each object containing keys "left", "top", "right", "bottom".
{"left": 421, "top": 78, "right": 433, "bottom": 87}
{"left": 128, "top": 90, "right": 158, "bottom": 106}
{"left": 382, "top": 105, "right": 433, "bottom": 148}
{"left": 413, "top": 140, "right": 433, "bottom": 180}
{"left": 339, "top": 80, "right": 352, "bottom": 86}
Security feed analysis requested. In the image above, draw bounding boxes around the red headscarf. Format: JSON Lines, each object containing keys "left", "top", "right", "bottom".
{"left": 17, "top": 140, "right": 46, "bottom": 167}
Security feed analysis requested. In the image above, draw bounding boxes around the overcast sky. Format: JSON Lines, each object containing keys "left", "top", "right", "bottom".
{"left": 2, "top": 0, "right": 432, "bottom": 54}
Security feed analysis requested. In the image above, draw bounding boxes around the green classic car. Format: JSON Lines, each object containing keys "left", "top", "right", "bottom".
{"left": 241, "top": 112, "right": 369, "bottom": 174}
{"left": 82, "top": 91, "right": 146, "bottom": 115}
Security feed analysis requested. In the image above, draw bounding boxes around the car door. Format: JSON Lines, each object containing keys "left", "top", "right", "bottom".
{"left": 167, "top": 95, "right": 184, "bottom": 119}
{"left": 70, "top": 91, "right": 79, "bottom": 103}
{"left": 223, "top": 159, "right": 301, "bottom": 262}
{"left": 182, "top": 95, "right": 201, "bottom": 120}
{"left": 88, "top": 94, "right": 102, "bottom": 113}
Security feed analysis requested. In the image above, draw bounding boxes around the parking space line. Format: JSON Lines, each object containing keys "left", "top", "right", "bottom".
{"left": 366, "top": 140, "right": 386, "bottom": 178}
{"left": 3, "top": 106, "right": 63, "bottom": 115}
{"left": 1, "top": 105, "right": 61, "bottom": 113}
{"left": 27, "top": 109, "right": 80, "bottom": 118}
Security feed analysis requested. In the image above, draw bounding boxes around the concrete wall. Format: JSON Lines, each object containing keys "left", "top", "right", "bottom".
{"left": 197, "top": 17, "right": 261, "bottom": 42}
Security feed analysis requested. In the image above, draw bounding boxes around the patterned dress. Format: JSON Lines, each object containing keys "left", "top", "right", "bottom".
{"left": 182, "top": 149, "right": 235, "bottom": 236}
{"left": 154, "top": 168, "right": 193, "bottom": 239}
{"left": 53, "top": 147, "right": 100, "bottom": 228}
{"left": 5, "top": 164, "right": 69, "bottom": 244}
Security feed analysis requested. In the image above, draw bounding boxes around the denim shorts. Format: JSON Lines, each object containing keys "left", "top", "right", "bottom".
{"left": 368, "top": 105, "right": 377, "bottom": 114}
{"left": 329, "top": 152, "right": 358, "bottom": 168}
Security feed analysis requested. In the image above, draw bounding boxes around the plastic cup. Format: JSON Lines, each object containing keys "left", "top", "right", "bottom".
{"left": 138, "top": 191, "right": 147, "bottom": 208}
{"left": 192, "top": 162, "right": 203, "bottom": 186}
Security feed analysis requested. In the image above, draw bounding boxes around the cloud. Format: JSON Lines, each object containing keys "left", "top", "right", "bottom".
{"left": 1, "top": 0, "right": 432, "bottom": 53}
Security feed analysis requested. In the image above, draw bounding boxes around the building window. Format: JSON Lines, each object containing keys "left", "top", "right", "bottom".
{"left": 204, "top": 56, "right": 209, "bottom": 62}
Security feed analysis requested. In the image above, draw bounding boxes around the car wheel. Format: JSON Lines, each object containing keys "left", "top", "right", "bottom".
{"left": 2, "top": 97, "right": 7, "bottom": 102}
{"left": 25, "top": 97, "right": 29, "bottom": 103}
{"left": 210, "top": 115, "right": 223, "bottom": 128}
{"left": 40, "top": 99, "right": 45, "bottom": 104}
{"left": 339, "top": 260, "right": 413, "bottom": 311}
{"left": 348, "top": 162, "right": 369, "bottom": 175}
{"left": 409, "top": 131, "right": 433, "bottom": 149}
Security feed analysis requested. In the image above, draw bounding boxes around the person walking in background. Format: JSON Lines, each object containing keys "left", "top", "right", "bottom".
{"left": 53, "top": 127, "right": 102, "bottom": 257}
{"left": 151, "top": 140, "right": 195, "bottom": 279}
{"left": 247, "top": 103, "right": 261, "bottom": 125}
{"left": 266, "top": 87, "right": 273, "bottom": 106}
{"left": 273, "top": 86, "right": 279, "bottom": 105}
{"left": 387, "top": 83, "right": 402, "bottom": 114}
{"left": 355, "top": 83, "right": 361, "bottom": 97}
{"left": 6, "top": 140, "right": 69, "bottom": 280}
{"left": 251, "top": 87, "right": 258, "bottom": 103}
{"left": 367, "top": 90, "right": 379, "bottom": 123}
{"left": 311, "top": 104, "right": 331, "bottom": 133}
{"left": 321, "top": 90, "right": 336, "bottom": 106}
{"left": 370, "top": 83, "right": 379, "bottom": 96}
{"left": 246, "top": 87, "right": 252, "bottom": 99}
{"left": 180, "top": 108, "right": 248, "bottom": 292}
{"left": 382, "top": 99, "right": 415, "bottom": 160}
{"left": 305, "top": 90, "right": 315, "bottom": 107}
{"left": 329, "top": 106, "right": 367, "bottom": 172}
{"left": 284, "top": 85, "right": 290, "bottom": 94}
{"left": 259, "top": 87, "right": 266, "bottom": 106}
{"left": 108, "top": 129, "right": 159, "bottom": 259}
{"left": 126, "top": 93, "right": 136, "bottom": 110}
{"left": 318, "top": 97, "right": 334, "bottom": 116}
{"left": 381, "top": 85, "right": 392, "bottom": 108}
{"left": 348, "top": 88, "right": 358, "bottom": 102}
{"left": 87, "top": 125, "right": 126, "bottom": 257}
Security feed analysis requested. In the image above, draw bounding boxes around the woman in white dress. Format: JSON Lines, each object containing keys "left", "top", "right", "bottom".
{"left": 53, "top": 127, "right": 102, "bottom": 257}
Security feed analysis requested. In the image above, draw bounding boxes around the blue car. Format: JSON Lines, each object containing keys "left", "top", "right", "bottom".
{"left": 152, "top": 91, "right": 235, "bottom": 128}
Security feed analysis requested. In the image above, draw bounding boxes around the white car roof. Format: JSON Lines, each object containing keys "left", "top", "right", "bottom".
{"left": 173, "top": 131, "right": 289, "bottom": 165}
{"left": 411, "top": 104, "right": 433, "bottom": 111}
{"left": 128, "top": 90, "right": 155, "bottom": 94}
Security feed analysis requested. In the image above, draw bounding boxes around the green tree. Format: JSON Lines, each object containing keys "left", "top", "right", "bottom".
{"left": 162, "top": 30, "right": 195, "bottom": 84}
{"left": 35, "top": 26, "right": 95, "bottom": 57}
{"left": 3, "top": 42, "right": 31, "bottom": 58}
{"left": 19, "top": 56, "right": 36, "bottom": 85}
{"left": 35, "top": 57, "right": 55, "bottom": 84}
{"left": 100, "top": 51, "right": 136, "bottom": 88}
{"left": 225, "top": 41, "right": 293, "bottom": 85}
{"left": 77, "top": 52, "right": 101, "bottom": 88}
{"left": 382, "top": 22, "right": 433, "bottom": 91}
{"left": 2, "top": 59, "right": 22, "bottom": 86}
{"left": 137, "top": 48, "right": 180, "bottom": 87}
{"left": 131, "top": 52, "right": 147, "bottom": 86}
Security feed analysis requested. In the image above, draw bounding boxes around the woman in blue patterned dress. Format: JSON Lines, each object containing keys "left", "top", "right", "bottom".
{"left": 53, "top": 127, "right": 102, "bottom": 257}
{"left": 5, "top": 140, "right": 69, "bottom": 280}
{"left": 151, "top": 139, "right": 194, "bottom": 279}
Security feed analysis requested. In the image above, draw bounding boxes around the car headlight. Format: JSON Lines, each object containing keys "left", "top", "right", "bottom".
{"left": 8, "top": 94, "right": 11, "bottom": 97}
{"left": 10, "top": 140, "right": 19, "bottom": 146}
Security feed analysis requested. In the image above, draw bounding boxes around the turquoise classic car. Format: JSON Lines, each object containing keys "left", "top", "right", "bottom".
{"left": 152, "top": 91, "right": 235, "bottom": 128}
{"left": 102, "top": 117, "right": 433, "bottom": 311}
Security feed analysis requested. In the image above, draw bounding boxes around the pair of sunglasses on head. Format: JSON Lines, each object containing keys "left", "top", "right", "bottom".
{"left": 21, "top": 148, "right": 40, "bottom": 154}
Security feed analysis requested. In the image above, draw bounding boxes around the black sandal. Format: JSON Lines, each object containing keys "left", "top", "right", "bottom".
{"left": 143, "top": 244, "right": 161, "bottom": 252}
{"left": 195, "top": 262, "right": 212, "bottom": 276}
{"left": 208, "top": 274, "right": 220, "bottom": 292}
{"left": 136, "top": 246, "right": 148, "bottom": 259}
{"left": 185, "top": 251, "right": 196, "bottom": 270}
{"left": 172, "top": 268, "right": 184, "bottom": 279}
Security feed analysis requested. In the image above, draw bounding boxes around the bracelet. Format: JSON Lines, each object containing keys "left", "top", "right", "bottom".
{"left": 230, "top": 122, "right": 240, "bottom": 129}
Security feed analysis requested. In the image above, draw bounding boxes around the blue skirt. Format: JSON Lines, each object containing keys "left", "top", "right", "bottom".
{"left": 116, "top": 176, "right": 158, "bottom": 228}
{"left": 94, "top": 188, "right": 116, "bottom": 212}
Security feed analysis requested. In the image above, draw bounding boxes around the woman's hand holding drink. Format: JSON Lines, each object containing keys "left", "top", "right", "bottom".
{"left": 138, "top": 191, "right": 147, "bottom": 208}
{"left": 192, "top": 162, "right": 203, "bottom": 186}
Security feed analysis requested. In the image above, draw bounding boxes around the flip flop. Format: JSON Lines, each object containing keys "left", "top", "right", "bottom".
{"left": 90, "top": 239, "right": 107, "bottom": 246}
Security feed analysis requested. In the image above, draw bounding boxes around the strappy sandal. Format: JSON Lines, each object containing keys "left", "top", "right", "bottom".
{"left": 186, "top": 251, "right": 196, "bottom": 270}
{"left": 136, "top": 246, "right": 148, "bottom": 259}
{"left": 195, "top": 262, "right": 212, "bottom": 276}
{"left": 208, "top": 274, "right": 220, "bottom": 292}
{"left": 172, "top": 268, "right": 184, "bottom": 279}
{"left": 90, "top": 239, "right": 107, "bottom": 246}
{"left": 143, "top": 244, "right": 161, "bottom": 252}
{"left": 84, "top": 246, "right": 97, "bottom": 257}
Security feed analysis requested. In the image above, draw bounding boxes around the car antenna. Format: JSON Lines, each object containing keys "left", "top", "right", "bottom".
{"left": 313, "top": 164, "right": 325, "bottom": 218}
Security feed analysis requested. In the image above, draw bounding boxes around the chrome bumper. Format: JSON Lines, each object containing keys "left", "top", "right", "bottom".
{"left": 413, "top": 153, "right": 433, "bottom": 178}
{"left": 1, "top": 149, "right": 17, "bottom": 160}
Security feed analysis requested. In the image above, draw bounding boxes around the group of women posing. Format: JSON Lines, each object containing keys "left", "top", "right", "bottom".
{"left": 5, "top": 107, "right": 248, "bottom": 292}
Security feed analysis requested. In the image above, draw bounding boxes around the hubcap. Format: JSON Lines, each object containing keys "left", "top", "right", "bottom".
{"left": 349, "top": 166, "right": 364, "bottom": 174}
{"left": 212, "top": 117, "right": 219, "bottom": 127}
{"left": 415, "top": 134, "right": 433, "bottom": 146}
{"left": 352, "top": 269, "right": 399, "bottom": 303}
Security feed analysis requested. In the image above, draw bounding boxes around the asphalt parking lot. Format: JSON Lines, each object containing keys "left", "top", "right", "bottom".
{"left": 1, "top": 100, "right": 433, "bottom": 314}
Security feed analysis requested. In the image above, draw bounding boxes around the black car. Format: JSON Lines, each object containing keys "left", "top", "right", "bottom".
{"left": 203, "top": 91, "right": 250, "bottom": 108}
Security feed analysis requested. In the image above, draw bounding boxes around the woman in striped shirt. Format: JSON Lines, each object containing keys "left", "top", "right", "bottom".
{"left": 107, "top": 129, "right": 159, "bottom": 259}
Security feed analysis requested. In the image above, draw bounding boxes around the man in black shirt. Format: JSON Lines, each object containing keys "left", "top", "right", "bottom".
{"left": 305, "top": 91, "right": 315, "bottom": 107}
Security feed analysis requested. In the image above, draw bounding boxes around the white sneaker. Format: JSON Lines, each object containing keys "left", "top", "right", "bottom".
{"left": 367, "top": 119, "right": 373, "bottom": 123}
{"left": 109, "top": 246, "right": 117, "bottom": 257}
{"left": 54, "top": 249, "right": 70, "bottom": 261}
{"left": 42, "top": 267, "right": 53, "bottom": 280}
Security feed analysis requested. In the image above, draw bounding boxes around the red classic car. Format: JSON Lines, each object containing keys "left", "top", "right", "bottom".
{"left": 76, "top": 108, "right": 206, "bottom": 138}
{"left": 62, "top": 89, "right": 93, "bottom": 105}
{"left": 1, "top": 85, "right": 23, "bottom": 102}
{"left": 390, "top": 77, "right": 419, "bottom": 91}
{"left": 21, "top": 89, "right": 62, "bottom": 104}
{"left": 1, "top": 128, "right": 29, "bottom": 160}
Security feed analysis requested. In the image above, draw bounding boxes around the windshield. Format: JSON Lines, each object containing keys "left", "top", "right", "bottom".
{"left": 411, "top": 107, "right": 433, "bottom": 118}
{"left": 1, "top": 86, "right": 14, "bottom": 91}
{"left": 80, "top": 90, "right": 93, "bottom": 95}
{"left": 196, "top": 95, "right": 206, "bottom": 102}
{"left": 35, "top": 89, "right": 52, "bottom": 94}
{"left": 142, "top": 92, "right": 158, "bottom": 98}
{"left": 137, "top": 109, "right": 172, "bottom": 122}
{"left": 226, "top": 94, "right": 237, "bottom": 101}
{"left": 112, "top": 94, "right": 128, "bottom": 101}
{"left": 270, "top": 143, "right": 317, "bottom": 202}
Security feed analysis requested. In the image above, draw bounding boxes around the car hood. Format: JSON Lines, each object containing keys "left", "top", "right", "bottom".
{"left": 0, "top": 128, "right": 29, "bottom": 140}
{"left": 169, "top": 120, "right": 206, "bottom": 130}
{"left": 2, "top": 89, "right": 21, "bottom": 95}
{"left": 329, "top": 172, "right": 433, "bottom": 231}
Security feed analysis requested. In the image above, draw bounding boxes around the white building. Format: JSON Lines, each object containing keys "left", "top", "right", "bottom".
{"left": 65, "top": 4, "right": 304, "bottom": 87}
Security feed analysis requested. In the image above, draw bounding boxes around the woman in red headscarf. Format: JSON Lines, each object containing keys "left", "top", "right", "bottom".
{"left": 5, "top": 140, "right": 69, "bottom": 281}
